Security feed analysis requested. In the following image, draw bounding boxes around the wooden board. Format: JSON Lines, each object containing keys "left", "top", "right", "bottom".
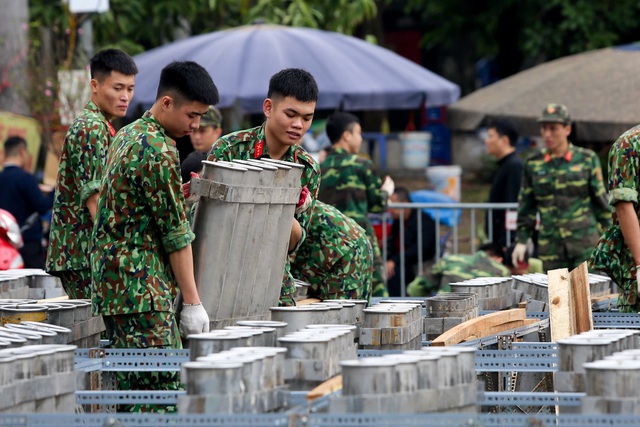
{"left": 548, "top": 268, "right": 572, "bottom": 341}
{"left": 591, "top": 293, "right": 618, "bottom": 303}
{"left": 306, "top": 375, "right": 342, "bottom": 401}
{"left": 431, "top": 308, "right": 526, "bottom": 346}
{"left": 569, "top": 262, "right": 593, "bottom": 333}
{"left": 296, "top": 298, "right": 322, "bottom": 306}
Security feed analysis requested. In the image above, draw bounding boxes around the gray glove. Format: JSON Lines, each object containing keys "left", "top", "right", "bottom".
{"left": 179, "top": 303, "right": 210, "bottom": 337}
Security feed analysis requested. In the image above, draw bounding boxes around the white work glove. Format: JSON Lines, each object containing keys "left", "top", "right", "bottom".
{"left": 179, "top": 303, "right": 210, "bottom": 337}
{"left": 295, "top": 186, "right": 312, "bottom": 215}
{"left": 381, "top": 175, "right": 395, "bottom": 196}
{"left": 511, "top": 243, "right": 527, "bottom": 267}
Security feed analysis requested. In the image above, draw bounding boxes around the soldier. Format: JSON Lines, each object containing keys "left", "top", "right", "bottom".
{"left": 46, "top": 49, "right": 138, "bottom": 299}
{"left": 204, "top": 68, "right": 320, "bottom": 306}
{"left": 91, "top": 61, "right": 217, "bottom": 411}
{"left": 406, "top": 243, "right": 510, "bottom": 296}
{"left": 591, "top": 124, "right": 640, "bottom": 313}
{"left": 180, "top": 105, "right": 223, "bottom": 184}
{"left": 318, "top": 112, "right": 394, "bottom": 297}
{"left": 290, "top": 200, "right": 373, "bottom": 301}
{"left": 512, "top": 104, "right": 611, "bottom": 271}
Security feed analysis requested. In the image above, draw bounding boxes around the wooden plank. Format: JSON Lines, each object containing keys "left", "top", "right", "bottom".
{"left": 296, "top": 298, "right": 322, "bottom": 306}
{"left": 37, "top": 295, "right": 69, "bottom": 304}
{"left": 569, "top": 262, "right": 593, "bottom": 333}
{"left": 548, "top": 268, "right": 573, "bottom": 341}
{"left": 431, "top": 308, "right": 526, "bottom": 346}
{"left": 591, "top": 293, "right": 618, "bottom": 303}
{"left": 465, "top": 319, "right": 540, "bottom": 340}
{"left": 306, "top": 375, "right": 342, "bottom": 401}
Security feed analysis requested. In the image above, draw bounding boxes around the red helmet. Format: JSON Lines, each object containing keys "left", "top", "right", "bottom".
{"left": 0, "top": 209, "right": 23, "bottom": 249}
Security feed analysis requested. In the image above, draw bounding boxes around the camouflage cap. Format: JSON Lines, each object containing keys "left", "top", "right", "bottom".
{"left": 199, "top": 106, "right": 222, "bottom": 127}
{"left": 537, "top": 103, "right": 570, "bottom": 125}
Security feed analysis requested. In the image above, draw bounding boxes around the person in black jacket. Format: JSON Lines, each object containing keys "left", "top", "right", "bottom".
{"left": 484, "top": 118, "right": 523, "bottom": 249}
{"left": 0, "top": 136, "right": 54, "bottom": 268}
{"left": 386, "top": 187, "right": 437, "bottom": 296}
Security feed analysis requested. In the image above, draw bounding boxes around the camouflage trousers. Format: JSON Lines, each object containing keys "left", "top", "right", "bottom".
{"left": 370, "top": 234, "right": 389, "bottom": 298}
{"left": 54, "top": 268, "right": 91, "bottom": 300}
{"left": 617, "top": 277, "right": 640, "bottom": 313}
{"left": 103, "top": 311, "right": 183, "bottom": 413}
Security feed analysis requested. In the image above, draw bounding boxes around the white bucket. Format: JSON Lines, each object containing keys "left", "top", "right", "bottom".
{"left": 426, "top": 165, "right": 462, "bottom": 201}
{"left": 400, "top": 131, "right": 431, "bottom": 169}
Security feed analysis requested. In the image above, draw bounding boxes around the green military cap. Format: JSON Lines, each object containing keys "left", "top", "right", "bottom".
{"left": 200, "top": 105, "right": 222, "bottom": 127}
{"left": 537, "top": 103, "right": 570, "bottom": 125}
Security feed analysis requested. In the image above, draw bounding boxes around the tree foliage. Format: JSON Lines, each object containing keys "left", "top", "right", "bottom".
{"left": 406, "top": 0, "right": 640, "bottom": 76}
{"left": 84, "top": 0, "right": 376, "bottom": 54}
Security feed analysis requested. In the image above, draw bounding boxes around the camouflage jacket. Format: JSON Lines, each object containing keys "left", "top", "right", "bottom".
{"left": 91, "top": 111, "right": 194, "bottom": 316}
{"left": 591, "top": 125, "right": 640, "bottom": 309}
{"left": 407, "top": 251, "right": 510, "bottom": 296}
{"left": 290, "top": 200, "right": 372, "bottom": 301}
{"left": 207, "top": 123, "right": 320, "bottom": 305}
{"left": 46, "top": 101, "right": 115, "bottom": 272}
{"left": 516, "top": 144, "right": 611, "bottom": 263}
{"left": 318, "top": 146, "right": 386, "bottom": 235}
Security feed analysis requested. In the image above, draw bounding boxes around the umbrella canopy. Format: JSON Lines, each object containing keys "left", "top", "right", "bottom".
{"left": 447, "top": 44, "right": 640, "bottom": 142}
{"left": 131, "top": 24, "right": 460, "bottom": 113}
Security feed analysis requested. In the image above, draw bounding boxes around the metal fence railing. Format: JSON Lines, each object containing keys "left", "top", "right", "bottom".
{"left": 380, "top": 202, "right": 519, "bottom": 296}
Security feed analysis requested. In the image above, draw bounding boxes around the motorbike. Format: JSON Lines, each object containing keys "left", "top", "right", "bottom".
{"left": 0, "top": 209, "right": 24, "bottom": 270}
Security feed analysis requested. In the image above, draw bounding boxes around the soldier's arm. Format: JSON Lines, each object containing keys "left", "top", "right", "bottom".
{"left": 515, "top": 162, "right": 537, "bottom": 244}
{"left": 291, "top": 162, "right": 320, "bottom": 253}
{"left": 75, "top": 122, "right": 108, "bottom": 219}
{"left": 588, "top": 152, "right": 613, "bottom": 229}
{"left": 616, "top": 201, "right": 640, "bottom": 266}
{"left": 363, "top": 163, "right": 387, "bottom": 213}
{"left": 206, "top": 136, "right": 233, "bottom": 162}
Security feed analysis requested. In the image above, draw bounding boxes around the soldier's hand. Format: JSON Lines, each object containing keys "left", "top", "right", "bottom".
{"left": 179, "top": 303, "right": 210, "bottom": 337}
{"left": 381, "top": 176, "right": 395, "bottom": 196}
{"left": 295, "top": 186, "right": 311, "bottom": 214}
{"left": 511, "top": 243, "right": 527, "bottom": 267}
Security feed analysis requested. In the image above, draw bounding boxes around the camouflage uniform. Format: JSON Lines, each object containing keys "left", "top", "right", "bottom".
{"left": 516, "top": 143, "right": 611, "bottom": 271}
{"left": 46, "top": 101, "right": 116, "bottom": 299}
{"left": 319, "top": 146, "right": 388, "bottom": 297}
{"left": 207, "top": 123, "right": 320, "bottom": 306}
{"left": 290, "top": 200, "right": 372, "bottom": 301}
{"left": 406, "top": 251, "right": 510, "bottom": 297}
{"left": 91, "top": 111, "right": 191, "bottom": 406}
{"left": 591, "top": 125, "right": 640, "bottom": 313}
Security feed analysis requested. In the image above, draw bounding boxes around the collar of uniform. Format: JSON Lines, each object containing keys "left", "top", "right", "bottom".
{"left": 254, "top": 122, "right": 299, "bottom": 162}
{"left": 330, "top": 146, "right": 349, "bottom": 155}
{"left": 141, "top": 110, "right": 175, "bottom": 146}
{"left": 84, "top": 100, "right": 110, "bottom": 128}
{"left": 543, "top": 144, "right": 574, "bottom": 163}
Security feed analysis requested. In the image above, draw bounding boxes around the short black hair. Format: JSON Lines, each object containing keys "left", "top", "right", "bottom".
{"left": 267, "top": 68, "right": 318, "bottom": 103}
{"left": 392, "top": 186, "right": 411, "bottom": 203}
{"left": 90, "top": 49, "right": 138, "bottom": 81}
{"left": 326, "top": 112, "right": 360, "bottom": 144}
{"left": 479, "top": 242, "right": 505, "bottom": 259}
{"left": 4, "top": 136, "right": 27, "bottom": 157}
{"left": 156, "top": 61, "right": 219, "bottom": 106}
{"left": 486, "top": 117, "right": 519, "bottom": 147}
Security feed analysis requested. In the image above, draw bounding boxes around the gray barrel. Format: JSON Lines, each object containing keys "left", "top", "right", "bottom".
{"left": 584, "top": 359, "right": 640, "bottom": 397}
{"left": 181, "top": 360, "right": 245, "bottom": 395}
{"left": 270, "top": 306, "right": 329, "bottom": 333}
{"left": 191, "top": 160, "right": 302, "bottom": 329}
{"left": 188, "top": 330, "right": 255, "bottom": 361}
{"left": 340, "top": 358, "right": 397, "bottom": 396}
{"left": 63, "top": 300, "right": 92, "bottom": 322}
{"left": 236, "top": 320, "right": 288, "bottom": 343}
{"left": 557, "top": 337, "right": 617, "bottom": 373}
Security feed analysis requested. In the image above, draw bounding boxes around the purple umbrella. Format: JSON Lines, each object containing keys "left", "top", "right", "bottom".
{"left": 131, "top": 24, "right": 460, "bottom": 113}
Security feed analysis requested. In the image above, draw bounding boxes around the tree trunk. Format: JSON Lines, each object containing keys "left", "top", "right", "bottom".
{"left": 0, "top": 0, "right": 29, "bottom": 115}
